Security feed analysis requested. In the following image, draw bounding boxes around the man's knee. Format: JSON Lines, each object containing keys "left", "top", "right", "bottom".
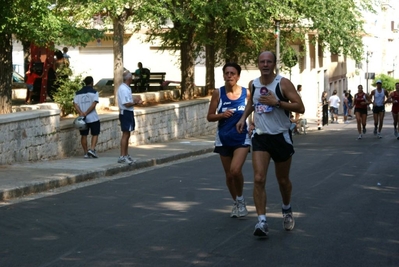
{"left": 253, "top": 174, "right": 266, "bottom": 187}
{"left": 277, "top": 177, "right": 291, "bottom": 188}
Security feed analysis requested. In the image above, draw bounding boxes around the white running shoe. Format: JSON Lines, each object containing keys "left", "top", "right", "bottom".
{"left": 117, "top": 156, "right": 134, "bottom": 165}
{"left": 357, "top": 134, "right": 362, "bottom": 140}
{"left": 253, "top": 220, "right": 269, "bottom": 237}
{"left": 88, "top": 149, "right": 98, "bottom": 158}
{"left": 126, "top": 155, "right": 137, "bottom": 163}
{"left": 237, "top": 199, "right": 248, "bottom": 217}
{"left": 378, "top": 132, "right": 382, "bottom": 139}
{"left": 283, "top": 208, "right": 295, "bottom": 231}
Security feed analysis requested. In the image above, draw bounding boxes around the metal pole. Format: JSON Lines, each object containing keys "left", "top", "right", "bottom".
{"left": 275, "top": 20, "right": 280, "bottom": 74}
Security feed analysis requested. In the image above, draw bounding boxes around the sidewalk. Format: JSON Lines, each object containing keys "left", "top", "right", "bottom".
{"left": 0, "top": 118, "right": 325, "bottom": 202}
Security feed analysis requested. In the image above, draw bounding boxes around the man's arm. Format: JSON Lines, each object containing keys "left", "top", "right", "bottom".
{"left": 236, "top": 80, "right": 255, "bottom": 133}
{"left": 277, "top": 78, "right": 305, "bottom": 114}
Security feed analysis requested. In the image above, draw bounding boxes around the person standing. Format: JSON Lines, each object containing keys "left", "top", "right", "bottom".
{"left": 25, "top": 66, "right": 42, "bottom": 104}
{"left": 321, "top": 91, "right": 329, "bottom": 126}
{"left": 343, "top": 92, "right": 350, "bottom": 124}
{"left": 353, "top": 84, "right": 369, "bottom": 140}
{"left": 328, "top": 90, "right": 340, "bottom": 123}
{"left": 207, "top": 62, "right": 250, "bottom": 218}
{"left": 73, "top": 76, "right": 100, "bottom": 158}
{"left": 294, "top": 84, "right": 302, "bottom": 123}
{"left": 62, "top": 47, "right": 71, "bottom": 64}
{"left": 117, "top": 71, "right": 143, "bottom": 164}
{"left": 389, "top": 82, "right": 399, "bottom": 139}
{"left": 236, "top": 51, "right": 305, "bottom": 237}
{"left": 347, "top": 90, "right": 353, "bottom": 119}
{"left": 370, "top": 80, "right": 389, "bottom": 138}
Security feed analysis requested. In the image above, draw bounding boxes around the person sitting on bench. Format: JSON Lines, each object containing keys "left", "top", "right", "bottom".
{"left": 134, "top": 62, "right": 150, "bottom": 92}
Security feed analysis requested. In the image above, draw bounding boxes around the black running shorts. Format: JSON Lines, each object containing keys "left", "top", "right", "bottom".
{"left": 251, "top": 131, "right": 294, "bottom": 162}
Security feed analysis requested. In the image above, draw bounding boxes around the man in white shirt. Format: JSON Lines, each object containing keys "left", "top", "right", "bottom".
{"left": 328, "top": 90, "right": 341, "bottom": 123}
{"left": 117, "top": 71, "right": 143, "bottom": 164}
{"left": 73, "top": 76, "right": 100, "bottom": 158}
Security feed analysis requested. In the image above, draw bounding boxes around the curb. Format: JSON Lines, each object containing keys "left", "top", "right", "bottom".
{"left": 0, "top": 147, "right": 214, "bottom": 202}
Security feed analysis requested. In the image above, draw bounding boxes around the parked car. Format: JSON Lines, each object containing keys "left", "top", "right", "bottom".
{"left": 12, "top": 71, "right": 26, "bottom": 89}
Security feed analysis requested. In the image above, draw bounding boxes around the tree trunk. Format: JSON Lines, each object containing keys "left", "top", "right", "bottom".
{"left": 180, "top": 30, "right": 195, "bottom": 100}
{"left": 113, "top": 15, "right": 126, "bottom": 107}
{"left": 0, "top": 33, "right": 13, "bottom": 114}
{"left": 205, "top": 18, "right": 216, "bottom": 95}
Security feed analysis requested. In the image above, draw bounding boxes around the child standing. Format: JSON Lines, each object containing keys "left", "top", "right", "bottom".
{"left": 25, "top": 67, "right": 41, "bottom": 104}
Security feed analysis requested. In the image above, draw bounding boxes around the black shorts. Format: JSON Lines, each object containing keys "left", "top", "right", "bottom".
{"left": 214, "top": 145, "right": 250, "bottom": 157}
{"left": 119, "top": 110, "right": 135, "bottom": 132}
{"left": 372, "top": 106, "right": 385, "bottom": 113}
{"left": 251, "top": 132, "right": 294, "bottom": 162}
{"left": 80, "top": 120, "right": 101, "bottom": 136}
{"left": 355, "top": 108, "right": 368, "bottom": 115}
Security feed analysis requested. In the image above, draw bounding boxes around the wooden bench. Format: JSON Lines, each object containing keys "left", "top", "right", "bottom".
{"left": 133, "top": 70, "right": 166, "bottom": 92}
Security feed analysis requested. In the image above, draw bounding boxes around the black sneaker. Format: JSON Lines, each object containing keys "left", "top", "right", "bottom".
{"left": 88, "top": 149, "right": 98, "bottom": 158}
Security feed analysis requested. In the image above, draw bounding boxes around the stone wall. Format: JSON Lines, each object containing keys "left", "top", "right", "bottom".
{"left": 1, "top": 98, "right": 215, "bottom": 165}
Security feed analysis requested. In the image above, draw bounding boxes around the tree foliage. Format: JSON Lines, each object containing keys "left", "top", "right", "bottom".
{"left": 373, "top": 74, "right": 397, "bottom": 92}
{"left": 0, "top": 0, "right": 102, "bottom": 114}
{"left": 144, "top": 0, "right": 375, "bottom": 94}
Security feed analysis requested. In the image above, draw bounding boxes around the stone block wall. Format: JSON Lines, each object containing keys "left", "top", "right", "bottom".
{"left": 0, "top": 98, "right": 215, "bottom": 165}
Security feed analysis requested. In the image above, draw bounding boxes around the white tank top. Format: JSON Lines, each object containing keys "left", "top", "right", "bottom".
{"left": 252, "top": 75, "right": 291, "bottom": 135}
{"left": 374, "top": 89, "right": 385, "bottom": 106}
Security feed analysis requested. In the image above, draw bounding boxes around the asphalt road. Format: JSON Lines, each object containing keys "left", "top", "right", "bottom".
{"left": 1, "top": 118, "right": 398, "bottom": 267}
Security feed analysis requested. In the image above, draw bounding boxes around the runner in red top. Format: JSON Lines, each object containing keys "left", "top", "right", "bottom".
{"left": 389, "top": 82, "right": 399, "bottom": 139}
{"left": 353, "top": 84, "right": 370, "bottom": 139}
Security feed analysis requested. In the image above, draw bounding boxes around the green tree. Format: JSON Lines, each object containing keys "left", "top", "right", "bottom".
{"left": 55, "top": 0, "right": 166, "bottom": 105}
{"left": 373, "top": 74, "right": 396, "bottom": 92}
{"left": 150, "top": 0, "right": 375, "bottom": 95}
{"left": 0, "top": 0, "right": 100, "bottom": 114}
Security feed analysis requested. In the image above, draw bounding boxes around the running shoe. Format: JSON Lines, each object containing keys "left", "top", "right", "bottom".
{"left": 363, "top": 127, "right": 366, "bottom": 134}
{"left": 230, "top": 202, "right": 238, "bottom": 218}
{"left": 357, "top": 134, "right": 362, "bottom": 140}
{"left": 374, "top": 127, "right": 377, "bottom": 135}
{"left": 84, "top": 153, "right": 90, "bottom": 159}
{"left": 126, "top": 155, "right": 137, "bottom": 163}
{"left": 253, "top": 220, "right": 269, "bottom": 237}
{"left": 378, "top": 133, "right": 382, "bottom": 139}
{"left": 282, "top": 208, "right": 295, "bottom": 231}
{"left": 237, "top": 199, "right": 248, "bottom": 217}
{"left": 117, "top": 156, "right": 134, "bottom": 165}
{"left": 88, "top": 149, "right": 98, "bottom": 158}
{"left": 394, "top": 129, "right": 398, "bottom": 137}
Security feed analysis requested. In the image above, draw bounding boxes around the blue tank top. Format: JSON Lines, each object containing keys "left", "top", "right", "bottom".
{"left": 215, "top": 86, "right": 249, "bottom": 146}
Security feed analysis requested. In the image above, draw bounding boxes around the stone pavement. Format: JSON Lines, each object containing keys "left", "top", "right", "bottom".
{"left": 0, "top": 117, "right": 325, "bottom": 202}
